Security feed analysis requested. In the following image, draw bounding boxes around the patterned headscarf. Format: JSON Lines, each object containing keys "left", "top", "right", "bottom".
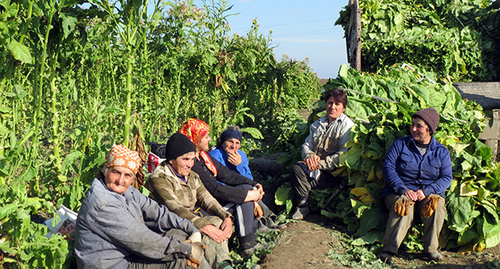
{"left": 105, "top": 144, "right": 141, "bottom": 174}
{"left": 178, "top": 118, "right": 217, "bottom": 176}
{"left": 179, "top": 118, "right": 210, "bottom": 145}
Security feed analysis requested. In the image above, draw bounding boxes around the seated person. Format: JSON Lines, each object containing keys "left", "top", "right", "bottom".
{"left": 146, "top": 133, "right": 234, "bottom": 269}
{"left": 75, "top": 144, "right": 208, "bottom": 269}
{"left": 290, "top": 88, "right": 354, "bottom": 220}
{"left": 379, "top": 107, "right": 452, "bottom": 264}
{"left": 179, "top": 119, "right": 266, "bottom": 258}
{"left": 209, "top": 126, "right": 282, "bottom": 231}
{"left": 209, "top": 126, "right": 252, "bottom": 179}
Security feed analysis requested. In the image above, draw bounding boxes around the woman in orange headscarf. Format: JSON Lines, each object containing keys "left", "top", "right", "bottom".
{"left": 179, "top": 118, "right": 267, "bottom": 258}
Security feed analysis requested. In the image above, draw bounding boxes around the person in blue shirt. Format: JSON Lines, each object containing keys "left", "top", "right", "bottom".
{"left": 379, "top": 107, "right": 453, "bottom": 264}
{"left": 209, "top": 126, "right": 253, "bottom": 179}
{"left": 209, "top": 126, "right": 283, "bottom": 233}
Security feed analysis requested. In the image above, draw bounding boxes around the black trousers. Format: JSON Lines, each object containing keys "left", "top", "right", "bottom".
{"left": 289, "top": 162, "right": 340, "bottom": 205}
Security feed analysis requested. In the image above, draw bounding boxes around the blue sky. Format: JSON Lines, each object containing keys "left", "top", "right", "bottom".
{"left": 195, "top": 0, "right": 348, "bottom": 79}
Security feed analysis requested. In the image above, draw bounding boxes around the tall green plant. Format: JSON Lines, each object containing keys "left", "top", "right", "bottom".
{"left": 90, "top": 0, "right": 162, "bottom": 146}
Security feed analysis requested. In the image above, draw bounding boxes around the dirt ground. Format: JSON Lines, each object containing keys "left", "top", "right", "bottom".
{"left": 258, "top": 214, "right": 500, "bottom": 269}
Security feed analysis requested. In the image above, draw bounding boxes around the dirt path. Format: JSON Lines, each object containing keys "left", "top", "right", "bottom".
{"left": 260, "top": 214, "right": 340, "bottom": 269}
{"left": 258, "top": 214, "right": 500, "bottom": 269}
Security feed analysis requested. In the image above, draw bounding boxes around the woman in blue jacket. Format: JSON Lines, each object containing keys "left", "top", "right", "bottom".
{"left": 379, "top": 108, "right": 452, "bottom": 264}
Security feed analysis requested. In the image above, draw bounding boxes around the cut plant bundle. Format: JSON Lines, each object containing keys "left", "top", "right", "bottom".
{"left": 335, "top": 0, "right": 500, "bottom": 82}
{"left": 320, "top": 64, "right": 500, "bottom": 251}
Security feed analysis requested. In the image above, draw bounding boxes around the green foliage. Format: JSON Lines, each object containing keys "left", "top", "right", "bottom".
{"left": 336, "top": 0, "right": 500, "bottom": 81}
{"left": 327, "top": 230, "right": 389, "bottom": 268}
{"left": 0, "top": 0, "right": 321, "bottom": 267}
{"left": 320, "top": 64, "right": 500, "bottom": 251}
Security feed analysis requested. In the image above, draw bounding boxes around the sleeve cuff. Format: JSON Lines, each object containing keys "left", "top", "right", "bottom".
{"left": 164, "top": 241, "right": 192, "bottom": 258}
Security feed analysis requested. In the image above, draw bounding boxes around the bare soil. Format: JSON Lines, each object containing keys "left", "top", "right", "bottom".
{"left": 258, "top": 213, "right": 500, "bottom": 269}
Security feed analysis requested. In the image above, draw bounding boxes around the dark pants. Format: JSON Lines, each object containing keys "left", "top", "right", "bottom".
{"left": 289, "top": 162, "right": 340, "bottom": 206}
{"left": 224, "top": 184, "right": 258, "bottom": 250}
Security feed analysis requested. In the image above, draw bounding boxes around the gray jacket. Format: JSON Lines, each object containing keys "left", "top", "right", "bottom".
{"left": 302, "top": 114, "right": 354, "bottom": 171}
{"left": 75, "top": 178, "right": 198, "bottom": 269}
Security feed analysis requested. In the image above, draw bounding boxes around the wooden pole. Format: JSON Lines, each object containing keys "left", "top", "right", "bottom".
{"left": 347, "top": 0, "right": 361, "bottom": 71}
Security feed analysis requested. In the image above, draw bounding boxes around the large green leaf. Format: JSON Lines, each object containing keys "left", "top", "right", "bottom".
{"left": 7, "top": 39, "right": 32, "bottom": 64}
{"left": 352, "top": 230, "right": 385, "bottom": 246}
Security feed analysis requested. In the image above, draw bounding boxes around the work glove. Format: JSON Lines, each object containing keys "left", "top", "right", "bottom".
{"left": 254, "top": 201, "right": 264, "bottom": 219}
{"left": 422, "top": 195, "right": 441, "bottom": 218}
{"left": 393, "top": 196, "right": 415, "bottom": 216}
{"left": 185, "top": 241, "right": 206, "bottom": 269}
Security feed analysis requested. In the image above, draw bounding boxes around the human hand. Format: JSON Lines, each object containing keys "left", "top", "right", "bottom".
{"left": 226, "top": 150, "right": 242, "bottom": 166}
{"left": 244, "top": 189, "right": 263, "bottom": 202}
{"left": 254, "top": 184, "right": 265, "bottom": 198}
{"left": 403, "top": 189, "right": 418, "bottom": 201}
{"left": 220, "top": 217, "right": 233, "bottom": 240}
{"left": 415, "top": 190, "right": 426, "bottom": 201}
{"left": 305, "top": 155, "right": 320, "bottom": 171}
{"left": 199, "top": 225, "right": 227, "bottom": 244}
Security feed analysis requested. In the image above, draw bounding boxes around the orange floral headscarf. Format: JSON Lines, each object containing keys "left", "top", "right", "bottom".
{"left": 179, "top": 118, "right": 210, "bottom": 145}
{"left": 105, "top": 144, "right": 141, "bottom": 174}
{"left": 178, "top": 118, "right": 217, "bottom": 176}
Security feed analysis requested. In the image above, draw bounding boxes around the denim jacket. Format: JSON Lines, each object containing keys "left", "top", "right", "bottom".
{"left": 381, "top": 135, "right": 453, "bottom": 199}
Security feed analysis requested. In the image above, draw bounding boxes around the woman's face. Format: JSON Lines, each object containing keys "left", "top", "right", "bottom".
{"left": 411, "top": 117, "right": 432, "bottom": 144}
{"left": 222, "top": 138, "right": 241, "bottom": 153}
{"left": 104, "top": 166, "right": 135, "bottom": 195}
{"left": 196, "top": 133, "right": 211, "bottom": 152}
{"left": 170, "top": 152, "right": 196, "bottom": 177}
{"left": 325, "top": 96, "right": 345, "bottom": 122}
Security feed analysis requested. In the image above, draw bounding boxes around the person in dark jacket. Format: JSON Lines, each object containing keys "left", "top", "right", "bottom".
{"left": 378, "top": 108, "right": 452, "bottom": 264}
{"left": 179, "top": 119, "right": 267, "bottom": 258}
{"left": 146, "top": 133, "right": 235, "bottom": 269}
{"left": 75, "top": 145, "right": 208, "bottom": 269}
{"left": 209, "top": 126, "right": 283, "bottom": 232}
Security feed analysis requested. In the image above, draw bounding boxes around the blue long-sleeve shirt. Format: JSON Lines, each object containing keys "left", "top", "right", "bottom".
{"left": 381, "top": 135, "right": 453, "bottom": 199}
{"left": 209, "top": 148, "right": 253, "bottom": 180}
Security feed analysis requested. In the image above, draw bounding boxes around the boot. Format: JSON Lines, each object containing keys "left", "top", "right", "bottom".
{"left": 239, "top": 232, "right": 269, "bottom": 258}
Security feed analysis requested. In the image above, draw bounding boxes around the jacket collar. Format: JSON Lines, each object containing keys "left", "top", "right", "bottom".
{"left": 405, "top": 135, "right": 438, "bottom": 151}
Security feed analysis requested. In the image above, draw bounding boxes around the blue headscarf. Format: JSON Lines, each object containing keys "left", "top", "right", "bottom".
{"left": 217, "top": 128, "right": 242, "bottom": 148}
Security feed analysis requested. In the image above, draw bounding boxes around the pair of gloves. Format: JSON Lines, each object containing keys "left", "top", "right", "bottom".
{"left": 185, "top": 232, "right": 206, "bottom": 268}
{"left": 393, "top": 195, "right": 440, "bottom": 218}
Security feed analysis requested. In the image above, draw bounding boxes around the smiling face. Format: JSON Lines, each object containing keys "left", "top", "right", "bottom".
{"left": 104, "top": 166, "right": 135, "bottom": 195}
{"left": 196, "top": 133, "right": 211, "bottom": 152}
{"left": 411, "top": 117, "right": 432, "bottom": 144}
{"left": 222, "top": 138, "right": 241, "bottom": 154}
{"left": 325, "top": 96, "right": 345, "bottom": 123}
{"left": 170, "top": 152, "right": 196, "bottom": 177}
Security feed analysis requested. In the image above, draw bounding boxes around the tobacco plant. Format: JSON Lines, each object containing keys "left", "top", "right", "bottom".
{"left": 335, "top": 0, "right": 500, "bottom": 81}
{"left": 321, "top": 64, "right": 499, "bottom": 251}
{"left": 0, "top": 0, "right": 321, "bottom": 267}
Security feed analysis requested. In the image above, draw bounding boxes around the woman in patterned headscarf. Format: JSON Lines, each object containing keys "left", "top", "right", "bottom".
{"left": 179, "top": 119, "right": 268, "bottom": 258}
{"left": 75, "top": 145, "right": 208, "bottom": 269}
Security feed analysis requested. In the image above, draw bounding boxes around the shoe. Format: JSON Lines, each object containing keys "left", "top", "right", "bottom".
{"left": 266, "top": 218, "right": 286, "bottom": 230}
{"left": 257, "top": 220, "right": 280, "bottom": 233}
{"left": 428, "top": 251, "right": 443, "bottom": 261}
{"left": 241, "top": 242, "right": 270, "bottom": 258}
{"left": 250, "top": 265, "right": 260, "bottom": 269}
{"left": 379, "top": 251, "right": 393, "bottom": 264}
{"left": 291, "top": 206, "right": 309, "bottom": 220}
{"left": 257, "top": 218, "right": 283, "bottom": 233}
